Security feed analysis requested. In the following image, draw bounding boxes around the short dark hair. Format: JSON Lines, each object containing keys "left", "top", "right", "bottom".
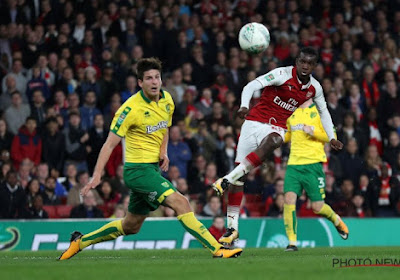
{"left": 136, "top": 57, "right": 162, "bottom": 80}
{"left": 26, "top": 116, "right": 37, "bottom": 123}
{"left": 299, "top": 47, "right": 318, "bottom": 60}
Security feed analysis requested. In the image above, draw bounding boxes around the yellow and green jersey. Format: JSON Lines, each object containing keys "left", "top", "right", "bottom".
{"left": 284, "top": 103, "right": 334, "bottom": 165}
{"left": 110, "top": 89, "right": 175, "bottom": 163}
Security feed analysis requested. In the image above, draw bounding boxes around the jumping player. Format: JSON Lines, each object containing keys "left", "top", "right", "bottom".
{"left": 213, "top": 47, "right": 343, "bottom": 246}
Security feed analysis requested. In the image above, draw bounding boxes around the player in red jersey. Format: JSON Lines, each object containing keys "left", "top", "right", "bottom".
{"left": 213, "top": 47, "right": 343, "bottom": 246}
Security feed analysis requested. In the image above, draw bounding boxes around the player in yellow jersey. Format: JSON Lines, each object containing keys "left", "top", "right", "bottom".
{"left": 58, "top": 58, "right": 242, "bottom": 260}
{"left": 283, "top": 98, "right": 349, "bottom": 252}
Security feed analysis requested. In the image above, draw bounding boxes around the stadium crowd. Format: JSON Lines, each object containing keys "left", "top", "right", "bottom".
{"left": 0, "top": 0, "right": 400, "bottom": 220}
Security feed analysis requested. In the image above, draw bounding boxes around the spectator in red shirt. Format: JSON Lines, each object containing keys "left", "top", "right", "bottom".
{"left": 208, "top": 216, "right": 226, "bottom": 240}
{"left": 11, "top": 117, "right": 42, "bottom": 170}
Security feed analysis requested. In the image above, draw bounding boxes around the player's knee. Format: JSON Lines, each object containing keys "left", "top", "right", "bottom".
{"left": 268, "top": 133, "right": 283, "bottom": 149}
{"left": 284, "top": 193, "right": 297, "bottom": 205}
{"left": 311, "top": 202, "right": 323, "bottom": 213}
{"left": 164, "top": 192, "right": 191, "bottom": 215}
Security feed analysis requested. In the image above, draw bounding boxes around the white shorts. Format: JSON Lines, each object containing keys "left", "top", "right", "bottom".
{"left": 235, "top": 120, "right": 285, "bottom": 163}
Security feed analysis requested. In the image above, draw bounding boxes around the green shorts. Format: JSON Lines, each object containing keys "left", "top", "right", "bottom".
{"left": 123, "top": 163, "right": 176, "bottom": 215}
{"left": 284, "top": 163, "right": 326, "bottom": 202}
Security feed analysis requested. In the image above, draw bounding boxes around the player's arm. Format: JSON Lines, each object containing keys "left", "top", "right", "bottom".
{"left": 81, "top": 132, "right": 121, "bottom": 196}
{"left": 159, "top": 129, "right": 169, "bottom": 172}
{"left": 312, "top": 85, "right": 343, "bottom": 150}
{"left": 238, "top": 67, "right": 287, "bottom": 118}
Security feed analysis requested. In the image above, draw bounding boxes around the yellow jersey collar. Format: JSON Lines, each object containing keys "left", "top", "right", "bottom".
{"left": 140, "top": 89, "right": 165, "bottom": 104}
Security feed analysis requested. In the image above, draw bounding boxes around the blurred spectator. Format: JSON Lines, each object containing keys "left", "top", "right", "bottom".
{"left": 168, "top": 126, "right": 192, "bottom": 179}
{"left": 201, "top": 195, "right": 222, "bottom": 217}
{"left": 30, "top": 89, "right": 47, "bottom": 125}
{"left": 383, "top": 131, "right": 400, "bottom": 168}
{"left": 26, "top": 178, "right": 42, "bottom": 208}
{"left": 337, "top": 111, "right": 368, "bottom": 156}
{"left": 70, "top": 189, "right": 104, "bottom": 218}
{"left": 62, "top": 163, "right": 78, "bottom": 192}
{"left": 348, "top": 192, "right": 371, "bottom": 218}
{"left": 97, "top": 180, "right": 121, "bottom": 217}
{"left": 28, "top": 195, "right": 48, "bottom": 219}
{"left": 1, "top": 59, "right": 27, "bottom": 95}
{"left": 41, "top": 176, "right": 61, "bottom": 205}
{"left": 80, "top": 66, "right": 101, "bottom": 98}
{"left": 41, "top": 118, "right": 65, "bottom": 173}
{"left": 326, "top": 91, "right": 346, "bottom": 129}
{"left": 120, "top": 75, "right": 139, "bottom": 103}
{"left": 11, "top": 117, "right": 41, "bottom": 170}
{"left": 333, "top": 179, "right": 355, "bottom": 217}
{"left": 63, "top": 112, "right": 88, "bottom": 172}
{"left": 338, "top": 138, "right": 364, "bottom": 187}
{"left": 0, "top": 118, "right": 13, "bottom": 152}
{"left": 4, "top": 91, "right": 31, "bottom": 135}
{"left": 87, "top": 114, "right": 108, "bottom": 174}
{"left": 363, "top": 145, "right": 382, "bottom": 179}
{"left": 166, "top": 165, "right": 181, "bottom": 187}
{"left": 0, "top": 170, "right": 28, "bottom": 218}
{"left": 208, "top": 216, "right": 226, "bottom": 240}
{"left": 79, "top": 90, "right": 101, "bottom": 131}
{"left": 110, "top": 164, "right": 129, "bottom": 196}
{"left": 267, "top": 193, "right": 285, "bottom": 218}
{"left": 109, "top": 204, "right": 126, "bottom": 219}
{"left": 216, "top": 133, "right": 236, "bottom": 176}
{"left": 361, "top": 107, "right": 383, "bottom": 155}
{"left": 67, "top": 171, "right": 102, "bottom": 207}
{"left": 367, "top": 163, "right": 400, "bottom": 217}
{"left": 25, "top": 66, "right": 50, "bottom": 101}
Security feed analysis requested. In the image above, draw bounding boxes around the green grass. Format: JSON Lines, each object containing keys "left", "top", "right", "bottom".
{"left": 0, "top": 247, "right": 399, "bottom": 280}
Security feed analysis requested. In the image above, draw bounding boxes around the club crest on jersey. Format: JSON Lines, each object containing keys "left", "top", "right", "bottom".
{"left": 144, "top": 111, "right": 150, "bottom": 117}
{"left": 306, "top": 91, "right": 313, "bottom": 98}
{"left": 166, "top": 104, "right": 170, "bottom": 113}
{"left": 265, "top": 74, "right": 275, "bottom": 81}
{"left": 310, "top": 112, "right": 317, "bottom": 118}
{"left": 146, "top": 121, "right": 168, "bottom": 134}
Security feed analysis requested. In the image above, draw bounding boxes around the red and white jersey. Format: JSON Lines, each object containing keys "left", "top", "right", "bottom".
{"left": 246, "top": 66, "right": 324, "bottom": 129}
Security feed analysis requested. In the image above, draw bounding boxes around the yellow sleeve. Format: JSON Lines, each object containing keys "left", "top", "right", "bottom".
{"left": 110, "top": 104, "right": 135, "bottom": 137}
{"left": 311, "top": 117, "right": 330, "bottom": 143}
{"left": 168, "top": 99, "right": 175, "bottom": 127}
{"left": 284, "top": 118, "right": 291, "bottom": 143}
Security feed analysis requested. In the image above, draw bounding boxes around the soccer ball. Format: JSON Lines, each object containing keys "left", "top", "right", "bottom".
{"left": 238, "top": 22, "right": 270, "bottom": 54}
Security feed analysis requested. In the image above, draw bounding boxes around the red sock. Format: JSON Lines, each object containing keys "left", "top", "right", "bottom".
{"left": 228, "top": 191, "right": 244, "bottom": 207}
{"left": 245, "top": 152, "right": 262, "bottom": 168}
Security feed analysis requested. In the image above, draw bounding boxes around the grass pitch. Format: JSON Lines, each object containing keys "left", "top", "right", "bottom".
{"left": 0, "top": 247, "right": 399, "bottom": 280}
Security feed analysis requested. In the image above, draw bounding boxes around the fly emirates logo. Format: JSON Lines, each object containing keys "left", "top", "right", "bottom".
{"left": 273, "top": 96, "right": 298, "bottom": 112}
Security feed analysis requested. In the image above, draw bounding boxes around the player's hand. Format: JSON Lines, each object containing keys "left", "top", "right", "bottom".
{"left": 330, "top": 139, "right": 343, "bottom": 151}
{"left": 81, "top": 174, "right": 101, "bottom": 196}
{"left": 302, "top": 125, "right": 314, "bottom": 135}
{"left": 237, "top": 107, "right": 249, "bottom": 119}
{"left": 159, "top": 153, "right": 169, "bottom": 172}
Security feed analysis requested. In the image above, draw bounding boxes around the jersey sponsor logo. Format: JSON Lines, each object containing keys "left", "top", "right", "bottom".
{"left": 265, "top": 73, "right": 275, "bottom": 81}
{"left": 291, "top": 124, "right": 304, "bottom": 131}
{"left": 146, "top": 121, "right": 168, "bottom": 134}
{"left": 273, "top": 96, "right": 298, "bottom": 112}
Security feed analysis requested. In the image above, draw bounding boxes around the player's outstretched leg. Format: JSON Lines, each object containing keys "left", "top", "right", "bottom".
{"left": 59, "top": 219, "right": 126, "bottom": 260}
{"left": 165, "top": 192, "right": 242, "bottom": 258}
{"left": 219, "top": 189, "right": 243, "bottom": 246}
{"left": 313, "top": 202, "right": 349, "bottom": 240}
{"left": 213, "top": 133, "right": 282, "bottom": 196}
